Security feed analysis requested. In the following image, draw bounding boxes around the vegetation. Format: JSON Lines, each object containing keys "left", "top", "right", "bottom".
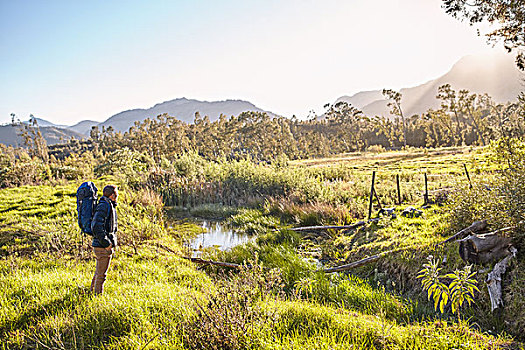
{"left": 34, "top": 85, "right": 524, "bottom": 164}
{"left": 418, "top": 256, "right": 479, "bottom": 317}
{"left": 2, "top": 178, "right": 518, "bottom": 349}
{"left": 1, "top": 101, "right": 525, "bottom": 348}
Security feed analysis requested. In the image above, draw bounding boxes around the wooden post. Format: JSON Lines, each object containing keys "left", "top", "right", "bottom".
{"left": 396, "top": 174, "right": 401, "bottom": 205}
{"left": 368, "top": 171, "right": 376, "bottom": 220}
{"left": 424, "top": 173, "right": 429, "bottom": 205}
{"left": 464, "top": 163, "right": 473, "bottom": 189}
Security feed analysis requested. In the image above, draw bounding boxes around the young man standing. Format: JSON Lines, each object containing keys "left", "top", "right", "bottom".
{"left": 90, "top": 185, "right": 118, "bottom": 295}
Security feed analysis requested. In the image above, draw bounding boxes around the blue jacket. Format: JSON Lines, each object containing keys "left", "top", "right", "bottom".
{"left": 91, "top": 196, "right": 118, "bottom": 248}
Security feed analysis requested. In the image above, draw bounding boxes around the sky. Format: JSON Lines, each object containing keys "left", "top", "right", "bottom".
{"left": 0, "top": 0, "right": 507, "bottom": 125}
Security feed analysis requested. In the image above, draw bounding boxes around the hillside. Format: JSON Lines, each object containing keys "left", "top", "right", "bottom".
{"left": 22, "top": 117, "right": 67, "bottom": 128}
{"left": 99, "top": 98, "right": 278, "bottom": 133}
{"left": 69, "top": 120, "right": 98, "bottom": 135}
{"left": 0, "top": 125, "right": 85, "bottom": 147}
{"left": 337, "top": 53, "right": 523, "bottom": 117}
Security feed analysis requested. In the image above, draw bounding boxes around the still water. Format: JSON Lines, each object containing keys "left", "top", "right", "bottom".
{"left": 189, "top": 221, "right": 251, "bottom": 257}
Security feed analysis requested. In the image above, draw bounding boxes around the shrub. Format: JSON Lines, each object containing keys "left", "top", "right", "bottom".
{"left": 95, "top": 148, "right": 153, "bottom": 186}
{"left": 182, "top": 262, "right": 282, "bottom": 350}
{"left": 449, "top": 138, "right": 525, "bottom": 249}
{"left": 418, "top": 256, "right": 479, "bottom": 318}
{"left": 264, "top": 197, "right": 355, "bottom": 226}
{"left": 367, "top": 144, "right": 386, "bottom": 153}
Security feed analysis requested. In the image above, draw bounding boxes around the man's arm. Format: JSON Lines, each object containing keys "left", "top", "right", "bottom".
{"left": 91, "top": 201, "right": 112, "bottom": 248}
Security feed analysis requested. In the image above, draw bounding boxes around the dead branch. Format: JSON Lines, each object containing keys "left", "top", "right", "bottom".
{"left": 182, "top": 256, "right": 245, "bottom": 269}
{"left": 486, "top": 246, "right": 517, "bottom": 312}
{"left": 318, "top": 249, "right": 395, "bottom": 273}
{"left": 156, "top": 243, "right": 178, "bottom": 254}
{"left": 155, "top": 243, "right": 248, "bottom": 269}
{"left": 439, "top": 220, "right": 487, "bottom": 245}
{"left": 290, "top": 218, "right": 379, "bottom": 232}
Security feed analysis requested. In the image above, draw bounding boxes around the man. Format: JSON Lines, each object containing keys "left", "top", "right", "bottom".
{"left": 90, "top": 185, "right": 118, "bottom": 294}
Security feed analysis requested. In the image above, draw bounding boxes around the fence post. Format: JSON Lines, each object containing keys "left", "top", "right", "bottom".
{"left": 424, "top": 173, "right": 429, "bottom": 205}
{"left": 368, "top": 171, "right": 376, "bottom": 220}
{"left": 396, "top": 174, "right": 401, "bottom": 205}
{"left": 464, "top": 163, "right": 473, "bottom": 189}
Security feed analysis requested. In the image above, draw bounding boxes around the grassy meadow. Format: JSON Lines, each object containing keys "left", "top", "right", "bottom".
{"left": 0, "top": 146, "right": 523, "bottom": 349}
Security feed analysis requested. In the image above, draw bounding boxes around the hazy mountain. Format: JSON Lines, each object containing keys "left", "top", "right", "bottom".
{"left": 0, "top": 125, "right": 85, "bottom": 147}
{"left": 69, "top": 120, "right": 98, "bottom": 135}
{"left": 336, "top": 90, "right": 384, "bottom": 110}
{"left": 99, "top": 98, "right": 277, "bottom": 133}
{"left": 22, "top": 117, "right": 67, "bottom": 129}
{"left": 337, "top": 53, "right": 524, "bottom": 118}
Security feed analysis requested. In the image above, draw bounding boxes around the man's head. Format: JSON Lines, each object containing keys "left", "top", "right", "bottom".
{"left": 103, "top": 185, "right": 118, "bottom": 202}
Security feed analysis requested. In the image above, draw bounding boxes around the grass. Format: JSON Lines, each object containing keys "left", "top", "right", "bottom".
{"left": 156, "top": 146, "right": 496, "bottom": 226}
{"left": 0, "top": 252, "right": 210, "bottom": 349}
{"left": 0, "top": 147, "right": 522, "bottom": 349}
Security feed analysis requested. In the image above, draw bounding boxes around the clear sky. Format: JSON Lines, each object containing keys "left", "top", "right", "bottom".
{"left": 0, "top": 0, "right": 506, "bottom": 125}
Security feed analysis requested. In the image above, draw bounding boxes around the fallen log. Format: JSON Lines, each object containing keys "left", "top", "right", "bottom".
{"left": 182, "top": 256, "right": 245, "bottom": 269}
{"left": 459, "top": 227, "right": 514, "bottom": 264}
{"left": 290, "top": 218, "right": 379, "bottom": 232}
{"left": 486, "top": 246, "right": 517, "bottom": 311}
{"left": 156, "top": 243, "right": 178, "bottom": 254}
{"left": 318, "top": 249, "right": 395, "bottom": 273}
{"left": 155, "top": 243, "right": 247, "bottom": 270}
{"left": 439, "top": 220, "right": 487, "bottom": 245}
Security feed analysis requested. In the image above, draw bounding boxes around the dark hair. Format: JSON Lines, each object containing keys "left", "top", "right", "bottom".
{"left": 103, "top": 185, "right": 117, "bottom": 197}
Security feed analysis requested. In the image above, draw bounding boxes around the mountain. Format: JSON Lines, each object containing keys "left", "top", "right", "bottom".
{"left": 99, "top": 98, "right": 277, "bottom": 133}
{"left": 22, "top": 117, "right": 67, "bottom": 129}
{"left": 336, "top": 90, "right": 384, "bottom": 110}
{"left": 0, "top": 125, "right": 85, "bottom": 147}
{"left": 69, "top": 120, "right": 98, "bottom": 135}
{"left": 337, "top": 53, "right": 524, "bottom": 118}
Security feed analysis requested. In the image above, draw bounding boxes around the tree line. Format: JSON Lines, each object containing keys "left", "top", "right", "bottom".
{"left": 77, "top": 85, "right": 524, "bottom": 162}
{"left": 9, "top": 85, "right": 525, "bottom": 164}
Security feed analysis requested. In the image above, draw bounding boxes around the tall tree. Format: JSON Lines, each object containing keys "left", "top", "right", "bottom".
{"left": 383, "top": 89, "right": 407, "bottom": 147}
{"left": 437, "top": 84, "right": 464, "bottom": 144}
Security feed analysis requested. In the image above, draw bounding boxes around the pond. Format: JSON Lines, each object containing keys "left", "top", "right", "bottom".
{"left": 188, "top": 220, "right": 252, "bottom": 257}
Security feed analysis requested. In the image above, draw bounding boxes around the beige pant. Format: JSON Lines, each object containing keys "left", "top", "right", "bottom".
{"left": 91, "top": 247, "right": 113, "bottom": 294}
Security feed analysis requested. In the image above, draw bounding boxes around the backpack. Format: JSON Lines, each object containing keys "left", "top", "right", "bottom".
{"left": 76, "top": 182, "right": 98, "bottom": 235}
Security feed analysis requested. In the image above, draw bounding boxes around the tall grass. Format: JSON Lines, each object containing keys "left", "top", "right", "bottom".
{"left": 0, "top": 146, "right": 521, "bottom": 348}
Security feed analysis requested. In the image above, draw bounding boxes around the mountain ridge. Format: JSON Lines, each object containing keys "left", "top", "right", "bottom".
{"left": 2, "top": 52, "right": 522, "bottom": 144}
{"left": 338, "top": 53, "right": 523, "bottom": 118}
{"left": 0, "top": 125, "right": 85, "bottom": 147}
{"left": 98, "top": 97, "right": 278, "bottom": 133}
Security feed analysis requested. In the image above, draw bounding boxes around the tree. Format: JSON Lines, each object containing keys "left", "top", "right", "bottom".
{"left": 324, "top": 101, "right": 367, "bottom": 151}
{"left": 442, "top": 0, "right": 525, "bottom": 69}
{"left": 383, "top": 89, "right": 407, "bottom": 147}
{"left": 17, "top": 115, "right": 48, "bottom": 162}
{"left": 437, "top": 84, "right": 464, "bottom": 144}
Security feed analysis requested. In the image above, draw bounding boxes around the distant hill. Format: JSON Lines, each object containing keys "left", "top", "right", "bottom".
{"left": 69, "top": 120, "right": 98, "bottom": 135}
{"left": 98, "top": 98, "right": 278, "bottom": 133}
{"left": 22, "top": 117, "right": 67, "bottom": 129}
{"left": 337, "top": 53, "right": 524, "bottom": 118}
{"left": 0, "top": 125, "right": 85, "bottom": 147}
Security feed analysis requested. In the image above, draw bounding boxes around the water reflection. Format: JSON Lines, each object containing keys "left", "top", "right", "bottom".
{"left": 189, "top": 221, "right": 251, "bottom": 257}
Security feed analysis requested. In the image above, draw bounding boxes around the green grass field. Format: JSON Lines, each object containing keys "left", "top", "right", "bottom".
{"left": 0, "top": 147, "right": 522, "bottom": 349}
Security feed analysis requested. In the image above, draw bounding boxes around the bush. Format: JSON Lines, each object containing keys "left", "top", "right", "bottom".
{"left": 0, "top": 159, "right": 49, "bottom": 188}
{"left": 449, "top": 138, "right": 525, "bottom": 249}
{"left": 264, "top": 197, "right": 355, "bottom": 226}
{"left": 95, "top": 148, "right": 153, "bottom": 186}
{"left": 182, "top": 263, "right": 282, "bottom": 350}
